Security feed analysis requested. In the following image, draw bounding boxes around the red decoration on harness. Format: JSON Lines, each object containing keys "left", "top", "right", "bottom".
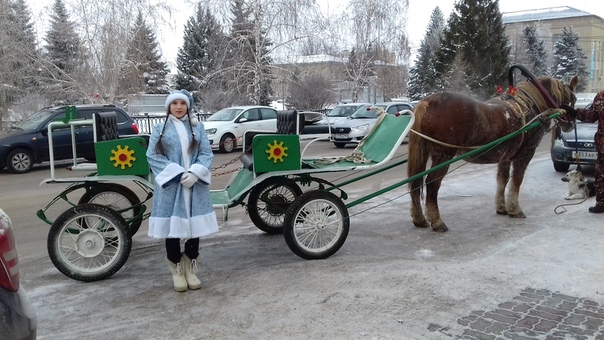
{"left": 496, "top": 85, "right": 517, "bottom": 96}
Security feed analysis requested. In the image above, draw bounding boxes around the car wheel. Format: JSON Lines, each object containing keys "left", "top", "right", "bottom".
{"left": 334, "top": 142, "right": 346, "bottom": 148}
{"left": 219, "top": 133, "right": 237, "bottom": 153}
{"left": 6, "top": 148, "right": 33, "bottom": 173}
{"left": 553, "top": 161, "right": 570, "bottom": 172}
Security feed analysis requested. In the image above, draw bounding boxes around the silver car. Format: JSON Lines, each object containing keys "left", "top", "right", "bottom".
{"left": 551, "top": 120, "right": 597, "bottom": 172}
{"left": 307, "top": 103, "right": 371, "bottom": 137}
{"left": 550, "top": 101, "right": 598, "bottom": 172}
{"left": 330, "top": 102, "right": 413, "bottom": 148}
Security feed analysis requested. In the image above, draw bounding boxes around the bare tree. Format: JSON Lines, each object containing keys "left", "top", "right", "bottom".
{"left": 288, "top": 73, "right": 334, "bottom": 110}
{"left": 182, "top": 0, "right": 326, "bottom": 106}
{"left": 337, "top": 0, "right": 411, "bottom": 102}
{"left": 68, "top": 0, "right": 174, "bottom": 102}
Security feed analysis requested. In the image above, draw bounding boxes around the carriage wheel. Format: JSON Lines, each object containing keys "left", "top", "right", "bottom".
{"left": 47, "top": 203, "right": 132, "bottom": 282}
{"left": 78, "top": 183, "right": 143, "bottom": 236}
{"left": 283, "top": 190, "right": 349, "bottom": 260}
{"left": 247, "top": 177, "right": 303, "bottom": 234}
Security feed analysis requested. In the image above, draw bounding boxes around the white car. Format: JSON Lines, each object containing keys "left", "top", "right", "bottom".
{"left": 330, "top": 102, "right": 413, "bottom": 148}
{"left": 204, "top": 106, "right": 278, "bottom": 153}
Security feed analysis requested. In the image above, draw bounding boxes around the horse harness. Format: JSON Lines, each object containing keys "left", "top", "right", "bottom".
{"left": 412, "top": 79, "right": 564, "bottom": 151}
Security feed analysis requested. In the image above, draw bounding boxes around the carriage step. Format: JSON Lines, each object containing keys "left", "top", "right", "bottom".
{"left": 211, "top": 189, "right": 230, "bottom": 226}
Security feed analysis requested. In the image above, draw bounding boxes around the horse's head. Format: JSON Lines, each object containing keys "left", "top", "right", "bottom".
{"left": 538, "top": 75, "right": 578, "bottom": 132}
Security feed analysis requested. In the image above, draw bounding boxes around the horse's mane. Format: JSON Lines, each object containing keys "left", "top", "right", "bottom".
{"left": 537, "top": 76, "right": 574, "bottom": 104}
{"left": 500, "top": 76, "right": 569, "bottom": 118}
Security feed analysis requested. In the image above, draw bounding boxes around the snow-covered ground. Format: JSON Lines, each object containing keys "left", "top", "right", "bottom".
{"left": 16, "top": 150, "right": 604, "bottom": 339}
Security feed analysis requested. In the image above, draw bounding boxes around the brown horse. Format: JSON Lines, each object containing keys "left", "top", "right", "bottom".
{"left": 407, "top": 75, "right": 578, "bottom": 232}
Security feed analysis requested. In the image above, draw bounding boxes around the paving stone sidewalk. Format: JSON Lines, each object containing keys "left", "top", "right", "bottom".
{"left": 453, "top": 287, "right": 604, "bottom": 339}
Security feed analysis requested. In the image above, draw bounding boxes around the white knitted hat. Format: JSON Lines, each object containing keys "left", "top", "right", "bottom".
{"left": 165, "top": 91, "right": 190, "bottom": 109}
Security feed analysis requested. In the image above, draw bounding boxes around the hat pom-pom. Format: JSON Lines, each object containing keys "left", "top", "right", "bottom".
{"left": 190, "top": 116, "right": 199, "bottom": 126}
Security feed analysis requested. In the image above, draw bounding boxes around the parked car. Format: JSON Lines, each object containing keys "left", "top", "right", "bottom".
{"left": 0, "top": 209, "right": 37, "bottom": 340}
{"left": 298, "top": 111, "right": 329, "bottom": 136}
{"left": 204, "top": 106, "right": 278, "bottom": 153}
{"left": 551, "top": 103, "right": 597, "bottom": 172}
{"left": 330, "top": 102, "right": 413, "bottom": 148}
{"left": 551, "top": 122, "right": 597, "bottom": 172}
{"left": 304, "top": 103, "right": 371, "bottom": 136}
{"left": 0, "top": 105, "right": 139, "bottom": 174}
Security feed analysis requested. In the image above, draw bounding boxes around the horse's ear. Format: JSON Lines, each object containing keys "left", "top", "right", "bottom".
{"left": 569, "top": 76, "right": 579, "bottom": 91}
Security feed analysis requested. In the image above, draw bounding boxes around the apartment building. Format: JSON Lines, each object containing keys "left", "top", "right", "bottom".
{"left": 503, "top": 6, "right": 604, "bottom": 92}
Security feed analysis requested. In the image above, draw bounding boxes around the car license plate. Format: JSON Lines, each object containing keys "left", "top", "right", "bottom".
{"left": 334, "top": 134, "right": 348, "bottom": 139}
{"left": 572, "top": 151, "right": 597, "bottom": 160}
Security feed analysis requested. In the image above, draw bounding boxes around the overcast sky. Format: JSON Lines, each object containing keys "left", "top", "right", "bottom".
{"left": 27, "top": 0, "right": 602, "bottom": 70}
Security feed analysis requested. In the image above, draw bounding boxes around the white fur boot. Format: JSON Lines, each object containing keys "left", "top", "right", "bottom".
{"left": 182, "top": 254, "right": 202, "bottom": 290}
{"left": 166, "top": 258, "right": 188, "bottom": 292}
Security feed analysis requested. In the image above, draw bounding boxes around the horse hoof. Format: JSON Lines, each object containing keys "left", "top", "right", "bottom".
{"left": 413, "top": 221, "right": 430, "bottom": 228}
{"left": 509, "top": 212, "right": 526, "bottom": 218}
{"left": 496, "top": 210, "right": 508, "bottom": 215}
{"left": 432, "top": 224, "right": 448, "bottom": 232}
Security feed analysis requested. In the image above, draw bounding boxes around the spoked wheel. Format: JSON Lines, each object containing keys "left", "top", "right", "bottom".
{"left": 47, "top": 203, "right": 132, "bottom": 282}
{"left": 78, "top": 183, "right": 143, "bottom": 236}
{"left": 283, "top": 190, "right": 349, "bottom": 260}
{"left": 247, "top": 177, "right": 303, "bottom": 234}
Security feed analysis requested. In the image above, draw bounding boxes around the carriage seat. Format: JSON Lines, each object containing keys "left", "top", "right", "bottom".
{"left": 95, "top": 111, "right": 120, "bottom": 141}
{"left": 71, "top": 111, "right": 150, "bottom": 176}
{"left": 240, "top": 110, "right": 304, "bottom": 171}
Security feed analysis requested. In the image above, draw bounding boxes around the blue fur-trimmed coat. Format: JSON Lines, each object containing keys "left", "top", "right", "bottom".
{"left": 146, "top": 115, "right": 219, "bottom": 239}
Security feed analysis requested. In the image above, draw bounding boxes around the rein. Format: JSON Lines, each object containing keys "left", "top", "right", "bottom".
{"left": 410, "top": 109, "right": 561, "bottom": 150}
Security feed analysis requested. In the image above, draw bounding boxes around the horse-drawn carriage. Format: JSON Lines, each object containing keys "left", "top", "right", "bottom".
{"left": 37, "top": 65, "right": 578, "bottom": 282}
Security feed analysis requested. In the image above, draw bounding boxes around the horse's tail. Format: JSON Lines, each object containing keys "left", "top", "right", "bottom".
{"left": 407, "top": 100, "right": 429, "bottom": 199}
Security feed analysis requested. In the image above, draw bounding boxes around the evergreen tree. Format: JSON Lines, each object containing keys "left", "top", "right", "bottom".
{"left": 433, "top": 0, "right": 510, "bottom": 100}
{"left": 120, "top": 12, "right": 169, "bottom": 95}
{"left": 175, "top": 3, "right": 225, "bottom": 97}
{"left": 0, "top": 0, "right": 39, "bottom": 115}
{"left": 44, "top": 0, "right": 82, "bottom": 75}
{"left": 9, "top": 0, "right": 39, "bottom": 89}
{"left": 43, "top": 0, "right": 85, "bottom": 102}
{"left": 522, "top": 25, "right": 548, "bottom": 76}
{"left": 407, "top": 6, "right": 445, "bottom": 101}
{"left": 432, "top": 11, "right": 461, "bottom": 93}
{"left": 552, "top": 26, "right": 589, "bottom": 91}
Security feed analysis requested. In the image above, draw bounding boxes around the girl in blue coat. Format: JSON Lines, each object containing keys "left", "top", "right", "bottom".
{"left": 146, "top": 90, "right": 218, "bottom": 291}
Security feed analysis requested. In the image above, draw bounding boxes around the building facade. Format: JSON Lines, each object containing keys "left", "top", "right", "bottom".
{"left": 503, "top": 6, "right": 604, "bottom": 92}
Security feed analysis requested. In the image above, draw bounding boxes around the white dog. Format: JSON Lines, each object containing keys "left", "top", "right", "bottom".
{"left": 561, "top": 170, "right": 596, "bottom": 200}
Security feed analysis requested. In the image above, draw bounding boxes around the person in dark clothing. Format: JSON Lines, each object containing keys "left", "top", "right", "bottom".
{"left": 563, "top": 91, "right": 604, "bottom": 213}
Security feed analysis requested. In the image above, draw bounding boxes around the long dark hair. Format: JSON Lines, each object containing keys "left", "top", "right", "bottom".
{"left": 155, "top": 108, "right": 199, "bottom": 155}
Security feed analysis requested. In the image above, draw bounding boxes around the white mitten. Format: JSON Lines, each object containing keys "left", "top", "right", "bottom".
{"left": 180, "top": 172, "right": 199, "bottom": 188}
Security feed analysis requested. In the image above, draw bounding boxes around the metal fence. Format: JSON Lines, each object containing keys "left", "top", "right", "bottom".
{"left": 131, "top": 110, "right": 330, "bottom": 134}
{"left": 132, "top": 113, "right": 212, "bottom": 134}
{"left": 2, "top": 110, "right": 331, "bottom": 134}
